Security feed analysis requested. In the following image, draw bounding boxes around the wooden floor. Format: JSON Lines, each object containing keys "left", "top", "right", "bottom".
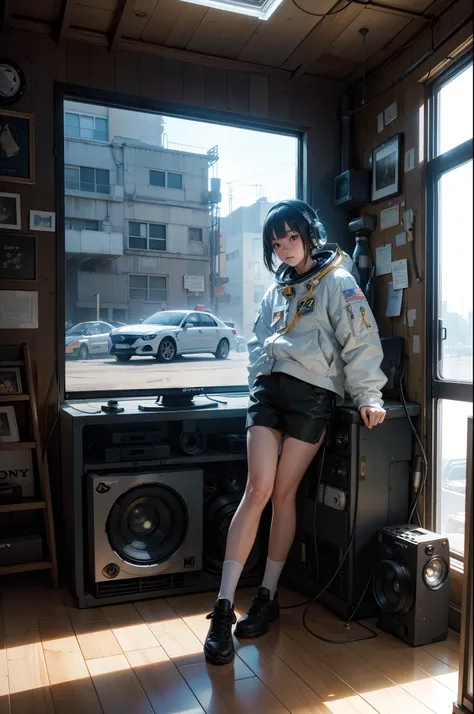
{"left": 0, "top": 574, "right": 460, "bottom": 714}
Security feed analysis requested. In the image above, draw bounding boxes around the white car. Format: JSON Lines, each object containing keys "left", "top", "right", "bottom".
{"left": 65, "top": 321, "right": 114, "bottom": 360}
{"left": 109, "top": 310, "right": 237, "bottom": 362}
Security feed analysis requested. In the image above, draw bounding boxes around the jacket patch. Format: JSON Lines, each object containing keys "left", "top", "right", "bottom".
{"left": 271, "top": 310, "right": 284, "bottom": 326}
{"left": 343, "top": 288, "right": 365, "bottom": 303}
{"left": 296, "top": 297, "right": 315, "bottom": 315}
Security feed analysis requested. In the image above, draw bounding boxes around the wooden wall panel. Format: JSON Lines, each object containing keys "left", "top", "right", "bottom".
{"left": 350, "top": 1, "right": 472, "bottom": 411}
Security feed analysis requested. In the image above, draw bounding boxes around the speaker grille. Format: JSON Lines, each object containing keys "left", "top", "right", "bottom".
{"left": 93, "top": 571, "right": 199, "bottom": 599}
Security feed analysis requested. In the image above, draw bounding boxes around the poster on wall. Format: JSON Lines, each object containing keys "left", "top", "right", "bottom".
{"left": 0, "top": 290, "right": 38, "bottom": 328}
{"left": 0, "top": 234, "right": 36, "bottom": 280}
{"left": 371, "top": 134, "right": 402, "bottom": 203}
{"left": 0, "top": 109, "right": 35, "bottom": 184}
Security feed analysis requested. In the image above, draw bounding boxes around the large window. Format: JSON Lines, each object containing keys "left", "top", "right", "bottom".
{"left": 62, "top": 98, "right": 299, "bottom": 395}
{"left": 428, "top": 58, "right": 473, "bottom": 561}
{"left": 129, "top": 275, "right": 167, "bottom": 302}
{"left": 64, "top": 112, "right": 108, "bottom": 141}
{"left": 129, "top": 221, "right": 167, "bottom": 251}
{"left": 65, "top": 166, "right": 110, "bottom": 194}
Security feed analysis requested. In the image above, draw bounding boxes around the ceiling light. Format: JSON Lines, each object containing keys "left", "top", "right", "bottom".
{"left": 179, "top": 0, "right": 285, "bottom": 21}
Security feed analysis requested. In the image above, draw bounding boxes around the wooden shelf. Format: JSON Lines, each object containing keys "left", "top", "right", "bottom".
{"left": 0, "top": 361, "right": 25, "bottom": 367}
{"left": 0, "top": 394, "right": 30, "bottom": 403}
{"left": 0, "top": 500, "right": 46, "bottom": 514}
{"left": 0, "top": 442, "right": 36, "bottom": 451}
{"left": 0, "top": 561, "right": 52, "bottom": 576}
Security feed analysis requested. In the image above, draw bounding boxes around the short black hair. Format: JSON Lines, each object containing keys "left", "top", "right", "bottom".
{"left": 262, "top": 201, "right": 314, "bottom": 274}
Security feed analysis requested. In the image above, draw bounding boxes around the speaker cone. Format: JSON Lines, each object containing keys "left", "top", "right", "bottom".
{"left": 422, "top": 556, "right": 448, "bottom": 590}
{"left": 107, "top": 484, "right": 188, "bottom": 566}
{"left": 373, "top": 559, "right": 413, "bottom": 615}
{"left": 203, "top": 493, "right": 260, "bottom": 575}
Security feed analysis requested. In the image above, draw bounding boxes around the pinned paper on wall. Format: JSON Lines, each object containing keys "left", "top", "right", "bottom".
{"left": 412, "top": 335, "right": 421, "bottom": 354}
{"left": 377, "top": 112, "right": 384, "bottom": 133}
{"left": 376, "top": 244, "right": 393, "bottom": 276}
{"left": 395, "top": 231, "right": 407, "bottom": 246}
{"left": 384, "top": 102, "right": 397, "bottom": 125}
{"left": 392, "top": 258, "right": 409, "bottom": 290}
{"left": 380, "top": 205, "right": 400, "bottom": 230}
{"left": 386, "top": 282, "right": 403, "bottom": 317}
{"left": 404, "top": 148, "right": 415, "bottom": 173}
{"left": 404, "top": 309, "right": 417, "bottom": 327}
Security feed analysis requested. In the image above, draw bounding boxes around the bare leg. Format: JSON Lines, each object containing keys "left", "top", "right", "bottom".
{"left": 268, "top": 431, "right": 325, "bottom": 563}
{"left": 223, "top": 425, "right": 281, "bottom": 565}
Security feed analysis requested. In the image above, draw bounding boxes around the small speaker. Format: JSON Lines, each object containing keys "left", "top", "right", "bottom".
{"left": 374, "top": 525, "right": 450, "bottom": 646}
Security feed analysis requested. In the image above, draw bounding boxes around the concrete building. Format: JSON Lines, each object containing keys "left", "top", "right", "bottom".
{"left": 64, "top": 102, "right": 214, "bottom": 325}
{"left": 220, "top": 199, "right": 274, "bottom": 339}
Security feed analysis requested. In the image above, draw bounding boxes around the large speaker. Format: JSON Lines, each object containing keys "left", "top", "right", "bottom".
{"left": 374, "top": 525, "right": 450, "bottom": 646}
{"left": 284, "top": 403, "right": 418, "bottom": 620}
{"left": 203, "top": 464, "right": 263, "bottom": 577}
{"left": 87, "top": 470, "right": 203, "bottom": 583}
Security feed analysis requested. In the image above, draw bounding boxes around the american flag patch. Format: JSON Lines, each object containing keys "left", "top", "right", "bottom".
{"left": 343, "top": 287, "right": 365, "bottom": 303}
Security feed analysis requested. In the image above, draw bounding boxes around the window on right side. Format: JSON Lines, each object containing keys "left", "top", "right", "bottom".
{"left": 429, "top": 57, "right": 473, "bottom": 562}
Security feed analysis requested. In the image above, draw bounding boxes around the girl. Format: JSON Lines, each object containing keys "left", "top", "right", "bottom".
{"left": 204, "top": 199, "right": 387, "bottom": 665}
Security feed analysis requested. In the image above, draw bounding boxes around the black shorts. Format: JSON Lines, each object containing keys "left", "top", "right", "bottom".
{"left": 246, "top": 372, "right": 335, "bottom": 444}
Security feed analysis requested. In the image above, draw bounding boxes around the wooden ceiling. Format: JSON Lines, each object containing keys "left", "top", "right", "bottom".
{"left": 2, "top": 0, "right": 450, "bottom": 83}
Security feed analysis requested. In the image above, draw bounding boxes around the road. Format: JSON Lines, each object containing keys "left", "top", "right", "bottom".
{"left": 66, "top": 351, "right": 250, "bottom": 392}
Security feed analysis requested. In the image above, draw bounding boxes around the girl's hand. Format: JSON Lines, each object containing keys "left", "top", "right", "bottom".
{"left": 360, "top": 405, "right": 386, "bottom": 429}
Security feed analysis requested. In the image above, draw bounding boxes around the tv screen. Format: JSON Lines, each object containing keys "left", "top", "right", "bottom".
{"left": 63, "top": 100, "right": 300, "bottom": 397}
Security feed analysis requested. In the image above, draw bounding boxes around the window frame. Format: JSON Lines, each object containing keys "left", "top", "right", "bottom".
{"left": 128, "top": 274, "right": 167, "bottom": 303}
{"left": 57, "top": 85, "right": 305, "bottom": 400}
{"left": 64, "top": 165, "right": 110, "bottom": 194}
{"left": 188, "top": 226, "right": 204, "bottom": 242}
{"left": 64, "top": 111, "right": 109, "bottom": 142}
{"left": 425, "top": 54, "right": 473, "bottom": 571}
{"left": 128, "top": 221, "right": 167, "bottom": 252}
{"left": 149, "top": 169, "right": 184, "bottom": 190}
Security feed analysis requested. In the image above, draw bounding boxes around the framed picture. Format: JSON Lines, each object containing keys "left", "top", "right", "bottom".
{"left": 0, "top": 368, "right": 22, "bottom": 394}
{"left": 0, "top": 191, "right": 20, "bottom": 229}
{"left": 30, "top": 210, "right": 55, "bottom": 232}
{"left": 0, "top": 234, "right": 36, "bottom": 280}
{"left": 0, "top": 109, "right": 35, "bottom": 184}
{"left": 0, "top": 406, "right": 20, "bottom": 443}
{"left": 371, "top": 134, "right": 402, "bottom": 203}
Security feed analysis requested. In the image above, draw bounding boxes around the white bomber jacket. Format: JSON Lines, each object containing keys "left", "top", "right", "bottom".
{"left": 247, "top": 248, "right": 387, "bottom": 409}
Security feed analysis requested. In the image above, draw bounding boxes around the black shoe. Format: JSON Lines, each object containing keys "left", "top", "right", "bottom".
{"left": 235, "top": 587, "right": 280, "bottom": 638}
{"left": 204, "top": 598, "right": 236, "bottom": 665}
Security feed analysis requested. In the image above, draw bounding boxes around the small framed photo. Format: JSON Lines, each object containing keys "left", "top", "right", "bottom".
{"left": 30, "top": 210, "right": 56, "bottom": 232}
{"left": 0, "top": 109, "right": 35, "bottom": 184}
{"left": 0, "top": 368, "right": 22, "bottom": 394}
{"left": 0, "top": 406, "right": 20, "bottom": 443}
{"left": 0, "top": 191, "right": 21, "bottom": 230}
{"left": 371, "top": 134, "right": 402, "bottom": 203}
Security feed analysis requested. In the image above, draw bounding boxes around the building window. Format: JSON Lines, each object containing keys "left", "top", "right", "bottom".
{"left": 65, "top": 218, "right": 100, "bottom": 231}
{"left": 65, "top": 166, "right": 110, "bottom": 194}
{"left": 189, "top": 227, "right": 203, "bottom": 242}
{"left": 64, "top": 112, "right": 108, "bottom": 142}
{"left": 149, "top": 170, "right": 183, "bottom": 189}
{"left": 129, "top": 275, "right": 167, "bottom": 302}
{"left": 129, "top": 221, "right": 167, "bottom": 251}
{"left": 167, "top": 172, "right": 183, "bottom": 189}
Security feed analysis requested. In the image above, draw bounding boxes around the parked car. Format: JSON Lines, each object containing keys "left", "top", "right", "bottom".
{"left": 108, "top": 320, "right": 127, "bottom": 328}
{"left": 109, "top": 310, "right": 237, "bottom": 362}
{"left": 65, "top": 321, "right": 114, "bottom": 360}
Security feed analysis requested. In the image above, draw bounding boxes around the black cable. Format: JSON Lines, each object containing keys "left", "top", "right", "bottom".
{"left": 281, "top": 433, "right": 377, "bottom": 643}
{"left": 398, "top": 363, "right": 428, "bottom": 523}
{"left": 291, "top": 0, "right": 355, "bottom": 17}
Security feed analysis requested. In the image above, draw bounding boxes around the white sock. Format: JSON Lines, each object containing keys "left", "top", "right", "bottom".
{"left": 217, "top": 560, "right": 244, "bottom": 605}
{"left": 261, "top": 557, "right": 286, "bottom": 599}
